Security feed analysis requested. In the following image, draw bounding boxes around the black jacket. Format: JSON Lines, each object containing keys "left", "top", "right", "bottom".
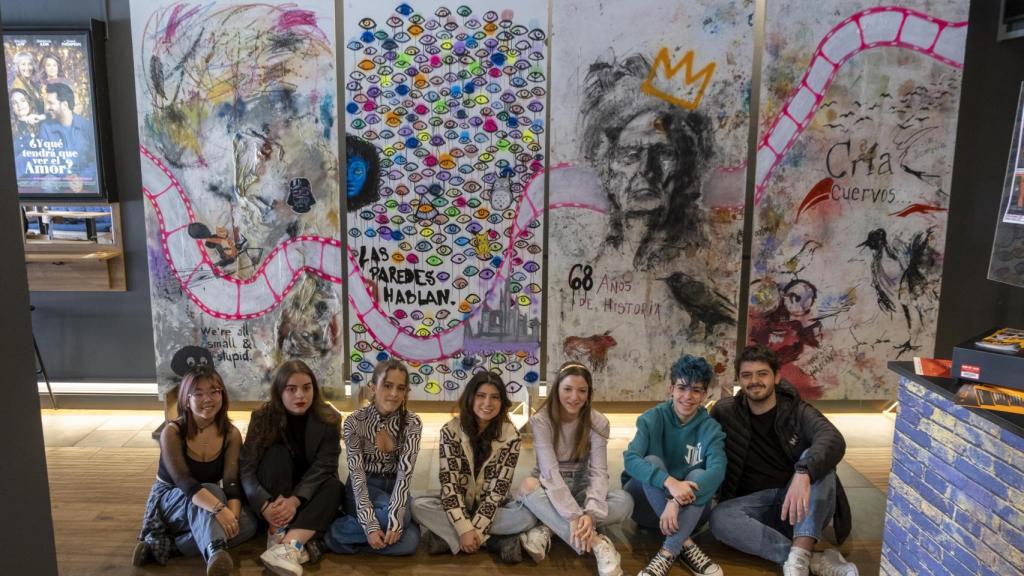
{"left": 710, "top": 380, "right": 852, "bottom": 544}
{"left": 240, "top": 404, "right": 342, "bottom": 514}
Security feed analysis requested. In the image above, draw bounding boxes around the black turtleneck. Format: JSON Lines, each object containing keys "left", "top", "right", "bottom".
{"left": 286, "top": 411, "right": 310, "bottom": 485}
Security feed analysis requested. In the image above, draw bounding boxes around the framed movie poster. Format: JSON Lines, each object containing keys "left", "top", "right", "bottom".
{"left": 3, "top": 22, "right": 116, "bottom": 200}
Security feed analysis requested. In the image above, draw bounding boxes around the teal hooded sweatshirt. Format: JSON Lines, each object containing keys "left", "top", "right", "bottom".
{"left": 621, "top": 401, "right": 726, "bottom": 506}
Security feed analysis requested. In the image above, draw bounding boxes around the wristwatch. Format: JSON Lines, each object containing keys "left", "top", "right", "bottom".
{"left": 795, "top": 463, "right": 809, "bottom": 475}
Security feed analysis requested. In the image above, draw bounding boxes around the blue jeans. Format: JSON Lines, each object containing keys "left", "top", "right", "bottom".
{"left": 623, "top": 455, "right": 706, "bottom": 556}
{"left": 326, "top": 473, "right": 420, "bottom": 556}
{"left": 411, "top": 495, "right": 537, "bottom": 554}
{"left": 520, "top": 469, "right": 634, "bottom": 554}
{"left": 160, "top": 482, "right": 258, "bottom": 560}
{"left": 709, "top": 462, "right": 837, "bottom": 565}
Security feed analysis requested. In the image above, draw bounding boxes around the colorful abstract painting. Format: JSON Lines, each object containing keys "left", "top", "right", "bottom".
{"left": 544, "top": 0, "right": 755, "bottom": 400}
{"left": 343, "top": 1, "right": 548, "bottom": 401}
{"left": 131, "top": 0, "right": 344, "bottom": 399}
{"left": 750, "top": 1, "right": 969, "bottom": 399}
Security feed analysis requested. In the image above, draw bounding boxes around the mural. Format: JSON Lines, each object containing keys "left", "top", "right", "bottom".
{"left": 545, "top": 0, "right": 755, "bottom": 400}
{"left": 131, "top": 0, "right": 344, "bottom": 399}
{"left": 343, "top": 1, "right": 548, "bottom": 400}
{"left": 750, "top": 2, "right": 969, "bottom": 399}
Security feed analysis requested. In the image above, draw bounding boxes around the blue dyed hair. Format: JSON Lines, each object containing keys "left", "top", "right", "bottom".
{"left": 669, "top": 355, "right": 713, "bottom": 390}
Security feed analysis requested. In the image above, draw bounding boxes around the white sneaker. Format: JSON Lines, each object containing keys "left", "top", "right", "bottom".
{"left": 260, "top": 539, "right": 303, "bottom": 576}
{"left": 266, "top": 528, "right": 284, "bottom": 550}
{"left": 810, "top": 549, "right": 859, "bottom": 576}
{"left": 783, "top": 548, "right": 811, "bottom": 576}
{"left": 520, "top": 525, "right": 552, "bottom": 563}
{"left": 592, "top": 534, "right": 623, "bottom": 576}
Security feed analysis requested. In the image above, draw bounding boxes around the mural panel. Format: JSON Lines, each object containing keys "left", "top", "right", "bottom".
{"left": 545, "top": 0, "right": 755, "bottom": 400}
{"left": 131, "top": 0, "right": 344, "bottom": 398}
{"left": 343, "top": 1, "right": 548, "bottom": 400}
{"left": 750, "top": 2, "right": 969, "bottom": 399}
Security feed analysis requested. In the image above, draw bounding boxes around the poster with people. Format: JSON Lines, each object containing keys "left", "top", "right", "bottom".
{"left": 4, "top": 30, "right": 102, "bottom": 198}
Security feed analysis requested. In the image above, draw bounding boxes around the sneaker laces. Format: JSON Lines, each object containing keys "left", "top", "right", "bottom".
{"left": 682, "top": 544, "right": 713, "bottom": 571}
{"left": 642, "top": 551, "right": 674, "bottom": 576}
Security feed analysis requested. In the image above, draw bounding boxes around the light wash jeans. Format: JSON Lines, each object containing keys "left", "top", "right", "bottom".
{"left": 520, "top": 469, "right": 634, "bottom": 554}
{"left": 160, "top": 482, "right": 258, "bottom": 560}
{"left": 709, "top": 453, "right": 837, "bottom": 565}
{"left": 325, "top": 473, "right": 420, "bottom": 556}
{"left": 623, "top": 455, "right": 706, "bottom": 557}
{"left": 411, "top": 495, "right": 537, "bottom": 554}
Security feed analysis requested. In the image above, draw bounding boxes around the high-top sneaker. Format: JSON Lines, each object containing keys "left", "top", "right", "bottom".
{"left": 592, "top": 534, "right": 623, "bottom": 576}
{"left": 677, "top": 542, "right": 722, "bottom": 576}
{"left": 204, "top": 539, "right": 233, "bottom": 576}
{"left": 638, "top": 549, "right": 675, "bottom": 576}
{"left": 783, "top": 547, "right": 812, "bottom": 576}
{"left": 260, "top": 539, "right": 303, "bottom": 576}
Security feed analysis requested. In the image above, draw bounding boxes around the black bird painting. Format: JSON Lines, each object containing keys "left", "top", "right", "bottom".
{"left": 858, "top": 227, "right": 938, "bottom": 356}
{"left": 659, "top": 272, "right": 736, "bottom": 337}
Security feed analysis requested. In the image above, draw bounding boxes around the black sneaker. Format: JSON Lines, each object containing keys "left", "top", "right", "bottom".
{"left": 678, "top": 543, "right": 723, "bottom": 576}
{"left": 489, "top": 534, "right": 523, "bottom": 564}
{"left": 639, "top": 550, "right": 675, "bottom": 576}
{"left": 303, "top": 536, "right": 326, "bottom": 564}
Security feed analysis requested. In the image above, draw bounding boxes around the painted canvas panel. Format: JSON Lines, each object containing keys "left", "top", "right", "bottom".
{"left": 751, "top": 2, "right": 969, "bottom": 399}
{"left": 545, "top": 1, "right": 755, "bottom": 400}
{"left": 343, "top": 1, "right": 548, "bottom": 400}
{"left": 131, "top": 1, "right": 344, "bottom": 399}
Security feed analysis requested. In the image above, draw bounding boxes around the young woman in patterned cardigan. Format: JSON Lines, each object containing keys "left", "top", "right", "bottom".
{"left": 516, "top": 362, "right": 633, "bottom": 576}
{"left": 412, "top": 371, "right": 537, "bottom": 562}
{"left": 326, "top": 359, "right": 422, "bottom": 555}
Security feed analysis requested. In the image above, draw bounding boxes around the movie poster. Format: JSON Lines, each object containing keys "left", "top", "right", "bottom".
{"left": 4, "top": 31, "right": 102, "bottom": 198}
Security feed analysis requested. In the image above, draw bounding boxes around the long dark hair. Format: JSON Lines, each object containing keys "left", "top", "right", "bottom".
{"left": 176, "top": 367, "right": 230, "bottom": 440}
{"left": 457, "top": 371, "right": 512, "bottom": 466}
{"left": 246, "top": 359, "right": 339, "bottom": 460}
{"left": 544, "top": 361, "right": 599, "bottom": 462}
{"left": 370, "top": 359, "right": 411, "bottom": 447}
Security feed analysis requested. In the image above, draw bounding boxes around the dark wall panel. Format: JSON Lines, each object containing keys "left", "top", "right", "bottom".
{"left": 4, "top": 0, "right": 155, "bottom": 379}
{"left": 0, "top": 3, "right": 59, "bottom": 571}
{"left": 935, "top": 1, "right": 1024, "bottom": 354}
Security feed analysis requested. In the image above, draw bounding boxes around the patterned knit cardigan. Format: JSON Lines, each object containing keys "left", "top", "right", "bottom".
{"left": 438, "top": 416, "right": 520, "bottom": 538}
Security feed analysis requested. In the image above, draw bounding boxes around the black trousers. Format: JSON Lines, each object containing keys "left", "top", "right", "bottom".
{"left": 256, "top": 444, "right": 342, "bottom": 533}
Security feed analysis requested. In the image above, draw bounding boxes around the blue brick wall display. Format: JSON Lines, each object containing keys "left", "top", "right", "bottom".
{"left": 881, "top": 376, "right": 1024, "bottom": 576}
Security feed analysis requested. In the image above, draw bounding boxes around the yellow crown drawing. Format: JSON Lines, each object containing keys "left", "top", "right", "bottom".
{"left": 641, "top": 48, "right": 716, "bottom": 111}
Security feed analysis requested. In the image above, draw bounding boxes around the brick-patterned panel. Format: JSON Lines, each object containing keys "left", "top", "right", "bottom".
{"left": 882, "top": 376, "right": 1024, "bottom": 576}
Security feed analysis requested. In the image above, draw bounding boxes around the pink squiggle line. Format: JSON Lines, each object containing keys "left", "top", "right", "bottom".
{"left": 142, "top": 143, "right": 547, "bottom": 362}
{"left": 142, "top": 145, "right": 343, "bottom": 322}
{"left": 754, "top": 6, "right": 967, "bottom": 204}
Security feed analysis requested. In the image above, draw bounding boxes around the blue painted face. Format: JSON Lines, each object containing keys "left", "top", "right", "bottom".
{"left": 347, "top": 154, "right": 368, "bottom": 198}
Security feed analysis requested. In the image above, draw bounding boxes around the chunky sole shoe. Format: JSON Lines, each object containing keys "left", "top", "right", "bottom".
{"left": 205, "top": 549, "right": 234, "bottom": 576}
{"left": 260, "top": 548, "right": 303, "bottom": 576}
{"left": 131, "top": 541, "right": 150, "bottom": 566}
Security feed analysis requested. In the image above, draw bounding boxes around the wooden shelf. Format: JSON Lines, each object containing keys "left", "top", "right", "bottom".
{"left": 21, "top": 202, "right": 126, "bottom": 292}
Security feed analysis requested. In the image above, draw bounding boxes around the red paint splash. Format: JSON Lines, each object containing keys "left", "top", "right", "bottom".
{"left": 890, "top": 203, "right": 947, "bottom": 218}
{"left": 796, "top": 177, "right": 834, "bottom": 221}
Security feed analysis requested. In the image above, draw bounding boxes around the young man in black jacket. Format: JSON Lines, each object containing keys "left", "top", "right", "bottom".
{"left": 708, "top": 345, "right": 856, "bottom": 576}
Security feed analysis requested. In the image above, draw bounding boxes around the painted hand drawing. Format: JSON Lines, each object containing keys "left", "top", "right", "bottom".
{"left": 750, "top": 1, "right": 968, "bottom": 399}
{"left": 131, "top": 0, "right": 344, "bottom": 399}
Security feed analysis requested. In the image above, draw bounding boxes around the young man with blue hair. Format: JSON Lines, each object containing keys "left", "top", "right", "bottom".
{"left": 622, "top": 355, "right": 726, "bottom": 576}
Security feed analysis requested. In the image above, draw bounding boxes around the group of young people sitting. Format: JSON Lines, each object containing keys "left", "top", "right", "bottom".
{"left": 132, "top": 344, "right": 858, "bottom": 576}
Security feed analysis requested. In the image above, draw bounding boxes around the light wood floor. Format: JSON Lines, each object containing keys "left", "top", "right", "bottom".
{"left": 41, "top": 410, "right": 893, "bottom": 575}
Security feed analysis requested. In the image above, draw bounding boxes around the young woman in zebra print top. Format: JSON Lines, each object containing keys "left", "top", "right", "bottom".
{"left": 325, "top": 359, "right": 422, "bottom": 556}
